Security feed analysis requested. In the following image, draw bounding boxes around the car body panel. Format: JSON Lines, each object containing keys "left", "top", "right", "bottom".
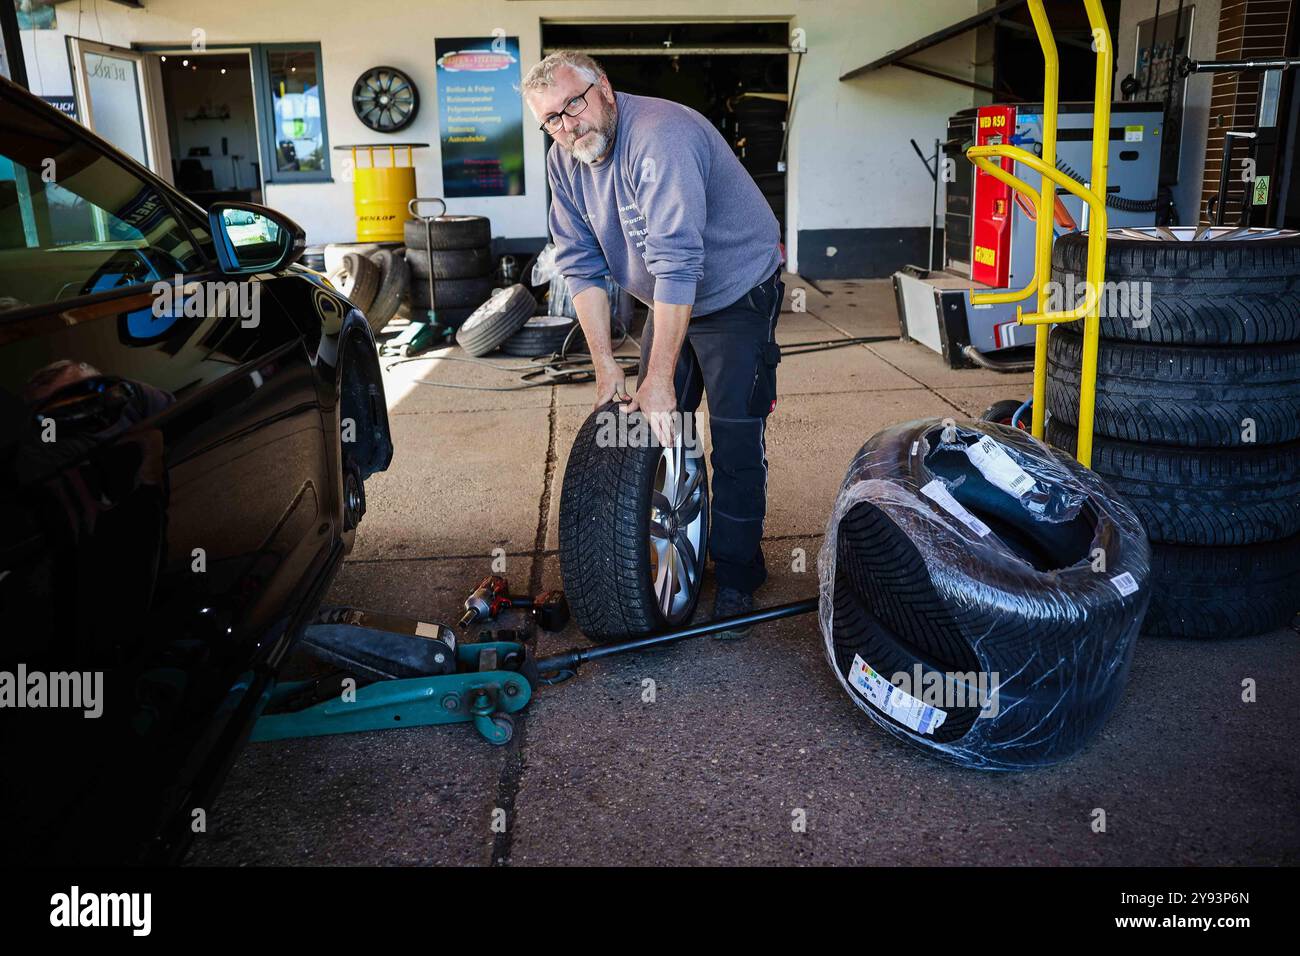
{"left": 0, "top": 77, "right": 392, "bottom": 863}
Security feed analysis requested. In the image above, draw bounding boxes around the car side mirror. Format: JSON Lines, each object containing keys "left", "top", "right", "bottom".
{"left": 208, "top": 201, "right": 306, "bottom": 275}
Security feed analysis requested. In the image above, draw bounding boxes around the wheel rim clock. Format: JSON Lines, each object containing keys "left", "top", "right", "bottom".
{"left": 352, "top": 66, "right": 419, "bottom": 133}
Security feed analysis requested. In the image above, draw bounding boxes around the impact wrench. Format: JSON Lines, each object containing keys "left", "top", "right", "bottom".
{"left": 459, "top": 575, "right": 571, "bottom": 632}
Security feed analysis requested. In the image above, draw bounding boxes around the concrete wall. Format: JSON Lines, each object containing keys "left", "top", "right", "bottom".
{"left": 23, "top": 0, "right": 979, "bottom": 275}
{"left": 1117, "top": 0, "right": 1222, "bottom": 224}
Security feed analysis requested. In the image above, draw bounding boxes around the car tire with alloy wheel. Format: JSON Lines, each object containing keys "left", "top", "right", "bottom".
{"left": 500, "top": 315, "right": 578, "bottom": 356}
{"left": 1052, "top": 227, "right": 1300, "bottom": 345}
{"left": 454, "top": 284, "right": 536, "bottom": 356}
{"left": 559, "top": 403, "right": 709, "bottom": 642}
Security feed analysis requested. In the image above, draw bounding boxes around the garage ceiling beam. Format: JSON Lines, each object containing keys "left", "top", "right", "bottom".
{"left": 894, "top": 60, "right": 1019, "bottom": 100}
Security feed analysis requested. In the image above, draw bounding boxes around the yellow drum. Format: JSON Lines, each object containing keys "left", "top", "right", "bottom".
{"left": 338, "top": 143, "right": 428, "bottom": 242}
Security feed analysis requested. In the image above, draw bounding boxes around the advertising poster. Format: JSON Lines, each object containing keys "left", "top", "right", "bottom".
{"left": 435, "top": 36, "right": 525, "bottom": 197}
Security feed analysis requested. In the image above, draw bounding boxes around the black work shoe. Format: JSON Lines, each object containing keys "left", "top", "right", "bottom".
{"left": 711, "top": 587, "right": 754, "bottom": 640}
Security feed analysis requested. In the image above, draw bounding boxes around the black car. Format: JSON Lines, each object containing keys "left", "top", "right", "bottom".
{"left": 0, "top": 77, "right": 392, "bottom": 864}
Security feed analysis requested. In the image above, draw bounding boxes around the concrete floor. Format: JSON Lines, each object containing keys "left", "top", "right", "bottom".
{"left": 186, "top": 279, "right": 1300, "bottom": 866}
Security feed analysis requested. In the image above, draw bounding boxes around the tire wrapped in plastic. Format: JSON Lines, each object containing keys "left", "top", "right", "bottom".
{"left": 817, "top": 418, "right": 1152, "bottom": 770}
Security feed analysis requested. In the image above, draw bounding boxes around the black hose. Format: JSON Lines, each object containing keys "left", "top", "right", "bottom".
{"left": 1055, "top": 158, "right": 1160, "bottom": 213}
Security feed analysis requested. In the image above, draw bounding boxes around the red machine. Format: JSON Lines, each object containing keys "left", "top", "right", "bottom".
{"left": 971, "top": 105, "right": 1017, "bottom": 289}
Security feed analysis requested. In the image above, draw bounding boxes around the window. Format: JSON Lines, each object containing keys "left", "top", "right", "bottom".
{"left": 0, "top": 97, "right": 207, "bottom": 314}
{"left": 256, "top": 44, "right": 331, "bottom": 182}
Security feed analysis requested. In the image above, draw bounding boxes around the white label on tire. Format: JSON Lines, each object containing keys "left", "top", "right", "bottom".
{"left": 965, "top": 435, "right": 1035, "bottom": 499}
{"left": 849, "top": 655, "right": 947, "bottom": 735}
{"left": 921, "top": 479, "right": 991, "bottom": 537}
{"left": 1110, "top": 571, "right": 1139, "bottom": 596}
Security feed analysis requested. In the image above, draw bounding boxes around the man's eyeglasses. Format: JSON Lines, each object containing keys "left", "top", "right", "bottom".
{"left": 539, "top": 83, "right": 595, "bottom": 134}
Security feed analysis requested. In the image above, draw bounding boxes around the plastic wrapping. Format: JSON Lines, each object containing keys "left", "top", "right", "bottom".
{"left": 533, "top": 243, "right": 623, "bottom": 325}
{"left": 531, "top": 243, "right": 561, "bottom": 285}
{"left": 817, "top": 417, "right": 1151, "bottom": 770}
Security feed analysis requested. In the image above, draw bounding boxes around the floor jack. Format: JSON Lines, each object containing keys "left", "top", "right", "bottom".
{"left": 382, "top": 197, "right": 457, "bottom": 359}
{"left": 251, "top": 579, "right": 818, "bottom": 746}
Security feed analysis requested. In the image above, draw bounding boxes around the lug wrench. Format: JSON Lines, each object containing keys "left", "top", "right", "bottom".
{"left": 533, "top": 598, "right": 819, "bottom": 684}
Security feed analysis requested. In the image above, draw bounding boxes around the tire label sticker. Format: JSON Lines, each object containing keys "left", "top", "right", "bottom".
{"left": 1110, "top": 571, "right": 1139, "bottom": 596}
{"left": 921, "top": 479, "right": 991, "bottom": 537}
{"left": 965, "top": 435, "right": 1035, "bottom": 499}
{"left": 849, "top": 655, "right": 947, "bottom": 735}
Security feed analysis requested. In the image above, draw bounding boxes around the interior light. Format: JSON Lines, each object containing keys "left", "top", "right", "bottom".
{"left": 182, "top": 59, "right": 189, "bottom": 67}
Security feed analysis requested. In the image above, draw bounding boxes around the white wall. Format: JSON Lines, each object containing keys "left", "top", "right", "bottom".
{"left": 1117, "top": 0, "right": 1221, "bottom": 224}
{"left": 29, "top": 0, "right": 979, "bottom": 273}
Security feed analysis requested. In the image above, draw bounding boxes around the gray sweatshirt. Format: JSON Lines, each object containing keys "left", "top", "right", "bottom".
{"left": 547, "top": 91, "right": 782, "bottom": 315}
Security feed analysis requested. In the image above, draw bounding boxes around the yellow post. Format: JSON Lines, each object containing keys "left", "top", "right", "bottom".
{"left": 1027, "top": 0, "right": 1058, "bottom": 440}
{"left": 1075, "top": 0, "right": 1113, "bottom": 468}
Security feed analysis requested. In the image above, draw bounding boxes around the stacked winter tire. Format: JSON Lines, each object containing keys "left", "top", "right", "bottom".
{"left": 1045, "top": 227, "right": 1300, "bottom": 639}
{"left": 403, "top": 215, "right": 495, "bottom": 330}
{"left": 819, "top": 419, "right": 1150, "bottom": 769}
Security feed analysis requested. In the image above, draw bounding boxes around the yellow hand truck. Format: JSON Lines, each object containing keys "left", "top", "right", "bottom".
{"left": 964, "top": 0, "right": 1112, "bottom": 468}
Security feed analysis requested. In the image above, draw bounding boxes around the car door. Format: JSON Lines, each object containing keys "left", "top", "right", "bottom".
{"left": 0, "top": 84, "right": 331, "bottom": 862}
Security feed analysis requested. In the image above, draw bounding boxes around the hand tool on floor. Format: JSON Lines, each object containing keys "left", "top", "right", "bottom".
{"left": 251, "top": 598, "right": 817, "bottom": 746}
{"left": 458, "top": 575, "right": 570, "bottom": 631}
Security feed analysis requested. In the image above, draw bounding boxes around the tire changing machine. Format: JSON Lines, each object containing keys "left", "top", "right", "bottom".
{"left": 894, "top": 4, "right": 1152, "bottom": 378}
{"left": 251, "top": 0, "right": 1117, "bottom": 748}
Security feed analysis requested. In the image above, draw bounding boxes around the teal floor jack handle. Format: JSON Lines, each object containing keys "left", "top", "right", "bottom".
{"left": 252, "top": 598, "right": 819, "bottom": 747}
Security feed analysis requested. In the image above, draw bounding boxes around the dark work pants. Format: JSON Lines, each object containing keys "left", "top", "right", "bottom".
{"left": 640, "top": 269, "right": 784, "bottom": 594}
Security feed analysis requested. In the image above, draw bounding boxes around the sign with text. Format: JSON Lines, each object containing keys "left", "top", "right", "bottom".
{"left": 435, "top": 36, "right": 525, "bottom": 197}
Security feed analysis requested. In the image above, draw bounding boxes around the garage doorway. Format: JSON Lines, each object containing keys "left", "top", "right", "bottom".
{"left": 541, "top": 21, "right": 791, "bottom": 241}
{"left": 154, "top": 51, "right": 263, "bottom": 207}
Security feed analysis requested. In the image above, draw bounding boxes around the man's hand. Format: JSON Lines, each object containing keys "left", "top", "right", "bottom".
{"left": 593, "top": 355, "right": 631, "bottom": 409}
{"left": 625, "top": 371, "right": 678, "bottom": 447}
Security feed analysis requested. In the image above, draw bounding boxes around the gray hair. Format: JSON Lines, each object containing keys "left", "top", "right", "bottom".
{"left": 521, "top": 51, "right": 606, "bottom": 96}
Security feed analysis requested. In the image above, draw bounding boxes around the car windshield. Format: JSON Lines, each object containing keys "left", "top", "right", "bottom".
{"left": 0, "top": 93, "right": 207, "bottom": 315}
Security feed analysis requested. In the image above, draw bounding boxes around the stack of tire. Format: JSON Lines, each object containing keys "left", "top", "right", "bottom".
{"left": 403, "top": 215, "right": 496, "bottom": 330}
{"left": 1044, "top": 227, "right": 1300, "bottom": 639}
{"left": 325, "top": 247, "right": 407, "bottom": 335}
{"left": 728, "top": 92, "right": 786, "bottom": 230}
{"left": 820, "top": 419, "right": 1150, "bottom": 769}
